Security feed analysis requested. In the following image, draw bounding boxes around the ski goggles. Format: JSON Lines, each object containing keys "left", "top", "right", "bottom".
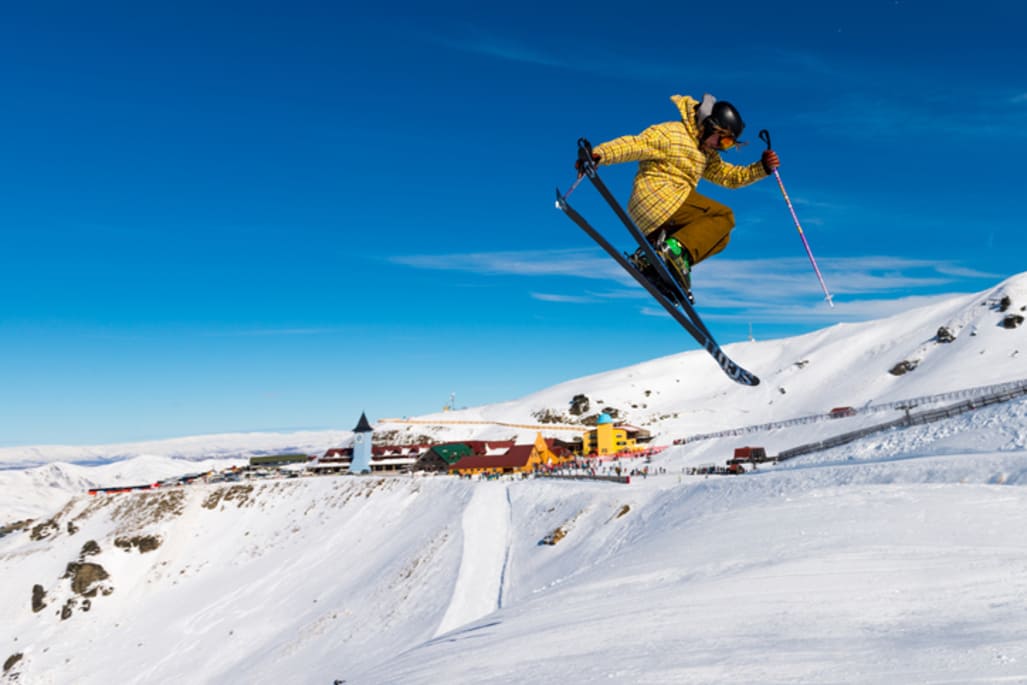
{"left": 712, "top": 126, "right": 745, "bottom": 151}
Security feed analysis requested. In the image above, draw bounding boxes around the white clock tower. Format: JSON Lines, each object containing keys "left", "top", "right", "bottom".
{"left": 349, "top": 411, "right": 373, "bottom": 474}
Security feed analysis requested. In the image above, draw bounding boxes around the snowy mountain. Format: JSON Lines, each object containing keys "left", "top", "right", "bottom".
{"left": 3, "top": 274, "right": 1027, "bottom": 684}
{"left": 0, "top": 430, "right": 351, "bottom": 471}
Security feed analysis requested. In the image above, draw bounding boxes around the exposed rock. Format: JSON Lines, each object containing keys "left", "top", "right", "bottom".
{"left": 0, "top": 519, "right": 33, "bottom": 539}
{"left": 371, "top": 429, "right": 401, "bottom": 445}
{"left": 936, "top": 326, "right": 956, "bottom": 343}
{"left": 63, "top": 562, "right": 110, "bottom": 596}
{"left": 1002, "top": 314, "right": 1024, "bottom": 329}
{"left": 29, "top": 519, "right": 59, "bottom": 541}
{"left": 114, "top": 535, "right": 162, "bottom": 554}
{"left": 541, "top": 527, "right": 567, "bottom": 545}
{"left": 111, "top": 489, "right": 186, "bottom": 526}
{"left": 410, "top": 434, "right": 437, "bottom": 445}
{"left": 889, "top": 360, "right": 920, "bottom": 376}
{"left": 67, "top": 521, "right": 79, "bottom": 535}
{"left": 31, "top": 584, "right": 47, "bottom": 613}
{"left": 998, "top": 295, "right": 1013, "bottom": 312}
{"left": 531, "top": 408, "right": 572, "bottom": 424}
{"left": 569, "top": 394, "right": 591, "bottom": 416}
{"left": 3, "top": 653, "right": 23, "bottom": 673}
{"left": 79, "top": 540, "right": 101, "bottom": 558}
{"left": 61, "top": 599, "right": 74, "bottom": 620}
{"left": 203, "top": 484, "right": 255, "bottom": 510}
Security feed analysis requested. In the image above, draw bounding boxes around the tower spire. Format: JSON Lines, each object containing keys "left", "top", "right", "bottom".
{"left": 353, "top": 412, "right": 373, "bottom": 433}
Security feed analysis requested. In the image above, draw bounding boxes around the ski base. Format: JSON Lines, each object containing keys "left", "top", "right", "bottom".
{"left": 556, "top": 180, "right": 759, "bottom": 387}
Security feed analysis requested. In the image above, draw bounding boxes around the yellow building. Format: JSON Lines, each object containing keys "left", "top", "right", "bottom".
{"left": 581, "top": 413, "right": 650, "bottom": 457}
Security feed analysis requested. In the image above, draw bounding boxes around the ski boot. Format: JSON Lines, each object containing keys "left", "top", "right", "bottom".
{"left": 629, "top": 233, "right": 694, "bottom": 305}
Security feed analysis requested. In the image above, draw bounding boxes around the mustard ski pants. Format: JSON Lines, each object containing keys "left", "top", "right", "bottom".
{"left": 657, "top": 191, "right": 735, "bottom": 266}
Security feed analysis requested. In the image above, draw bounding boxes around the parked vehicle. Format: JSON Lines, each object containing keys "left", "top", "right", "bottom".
{"left": 730, "top": 446, "right": 768, "bottom": 463}
{"left": 829, "top": 406, "right": 857, "bottom": 418}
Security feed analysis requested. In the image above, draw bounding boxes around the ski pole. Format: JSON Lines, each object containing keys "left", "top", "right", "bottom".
{"left": 759, "top": 129, "right": 834, "bottom": 307}
{"left": 556, "top": 173, "right": 586, "bottom": 206}
{"left": 556, "top": 138, "right": 598, "bottom": 206}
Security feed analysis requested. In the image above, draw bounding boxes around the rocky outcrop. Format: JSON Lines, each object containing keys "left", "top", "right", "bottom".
{"left": 202, "top": 484, "right": 255, "bottom": 510}
{"left": 540, "top": 526, "right": 567, "bottom": 546}
{"left": 80, "top": 540, "right": 101, "bottom": 558}
{"left": 0, "top": 519, "right": 32, "bottom": 539}
{"left": 569, "top": 394, "right": 590, "bottom": 416}
{"left": 3, "top": 653, "right": 23, "bottom": 675}
{"left": 111, "top": 489, "right": 186, "bottom": 526}
{"left": 31, "top": 584, "right": 46, "bottom": 613}
{"left": 531, "top": 408, "right": 573, "bottom": 424}
{"left": 114, "top": 535, "right": 162, "bottom": 554}
{"left": 889, "top": 360, "right": 919, "bottom": 376}
{"left": 1001, "top": 314, "right": 1024, "bottom": 329}
{"left": 63, "top": 562, "right": 111, "bottom": 597}
{"left": 29, "top": 519, "right": 59, "bottom": 541}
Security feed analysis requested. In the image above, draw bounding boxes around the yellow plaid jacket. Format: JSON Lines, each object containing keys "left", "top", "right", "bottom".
{"left": 593, "top": 94, "right": 768, "bottom": 234}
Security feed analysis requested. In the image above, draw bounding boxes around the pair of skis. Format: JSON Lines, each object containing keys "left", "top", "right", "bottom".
{"left": 556, "top": 138, "right": 760, "bottom": 386}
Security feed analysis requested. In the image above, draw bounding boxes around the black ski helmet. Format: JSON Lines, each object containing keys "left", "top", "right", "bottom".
{"left": 702, "top": 100, "right": 745, "bottom": 139}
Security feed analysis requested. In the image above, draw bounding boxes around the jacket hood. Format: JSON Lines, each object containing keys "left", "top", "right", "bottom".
{"left": 671, "top": 94, "right": 701, "bottom": 138}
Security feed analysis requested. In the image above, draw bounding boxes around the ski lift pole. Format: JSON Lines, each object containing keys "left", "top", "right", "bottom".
{"left": 759, "top": 129, "right": 834, "bottom": 307}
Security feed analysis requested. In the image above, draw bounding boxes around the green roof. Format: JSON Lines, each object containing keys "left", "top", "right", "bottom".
{"left": 250, "top": 454, "right": 309, "bottom": 466}
{"left": 431, "top": 443, "right": 473, "bottom": 464}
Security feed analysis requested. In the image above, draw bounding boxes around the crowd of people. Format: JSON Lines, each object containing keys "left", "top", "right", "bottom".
{"left": 537, "top": 454, "right": 670, "bottom": 481}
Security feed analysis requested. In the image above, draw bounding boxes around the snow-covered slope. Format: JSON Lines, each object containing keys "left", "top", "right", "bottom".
{"left": 383, "top": 273, "right": 1027, "bottom": 445}
{"left": 362, "top": 452, "right": 1027, "bottom": 685}
{"left": 0, "top": 456, "right": 250, "bottom": 522}
{"left": 3, "top": 273, "right": 1027, "bottom": 684}
{"left": 3, "top": 425, "right": 1027, "bottom": 684}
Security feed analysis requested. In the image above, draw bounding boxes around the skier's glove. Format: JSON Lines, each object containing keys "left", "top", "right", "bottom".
{"left": 761, "top": 150, "right": 780, "bottom": 174}
{"left": 575, "top": 152, "right": 601, "bottom": 177}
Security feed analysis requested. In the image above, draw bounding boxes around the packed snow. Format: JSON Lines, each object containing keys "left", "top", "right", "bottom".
{"left": 2, "top": 274, "right": 1027, "bottom": 684}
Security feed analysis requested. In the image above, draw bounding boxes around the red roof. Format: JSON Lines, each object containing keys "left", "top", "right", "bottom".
{"left": 452, "top": 445, "right": 535, "bottom": 471}
{"left": 462, "top": 440, "right": 516, "bottom": 456}
{"left": 371, "top": 444, "right": 433, "bottom": 457}
{"left": 322, "top": 448, "right": 352, "bottom": 460}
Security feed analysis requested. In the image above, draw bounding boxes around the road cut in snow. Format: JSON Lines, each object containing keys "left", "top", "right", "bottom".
{"left": 434, "top": 480, "right": 511, "bottom": 636}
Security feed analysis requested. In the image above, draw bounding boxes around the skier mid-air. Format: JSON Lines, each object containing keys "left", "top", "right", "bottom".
{"left": 575, "top": 93, "right": 780, "bottom": 304}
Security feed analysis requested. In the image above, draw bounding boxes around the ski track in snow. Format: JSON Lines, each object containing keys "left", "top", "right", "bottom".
{"left": 434, "top": 481, "right": 511, "bottom": 636}
{"left": 497, "top": 484, "right": 514, "bottom": 609}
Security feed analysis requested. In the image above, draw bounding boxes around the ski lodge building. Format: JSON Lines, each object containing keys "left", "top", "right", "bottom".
{"left": 580, "top": 413, "right": 654, "bottom": 458}
{"left": 311, "top": 444, "right": 432, "bottom": 474}
{"left": 447, "top": 433, "right": 574, "bottom": 476}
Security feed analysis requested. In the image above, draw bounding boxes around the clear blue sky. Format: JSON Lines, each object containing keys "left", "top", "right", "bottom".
{"left": 3, "top": 1, "right": 1026, "bottom": 446}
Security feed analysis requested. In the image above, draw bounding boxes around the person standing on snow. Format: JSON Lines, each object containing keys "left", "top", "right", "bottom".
{"left": 576, "top": 93, "right": 780, "bottom": 303}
